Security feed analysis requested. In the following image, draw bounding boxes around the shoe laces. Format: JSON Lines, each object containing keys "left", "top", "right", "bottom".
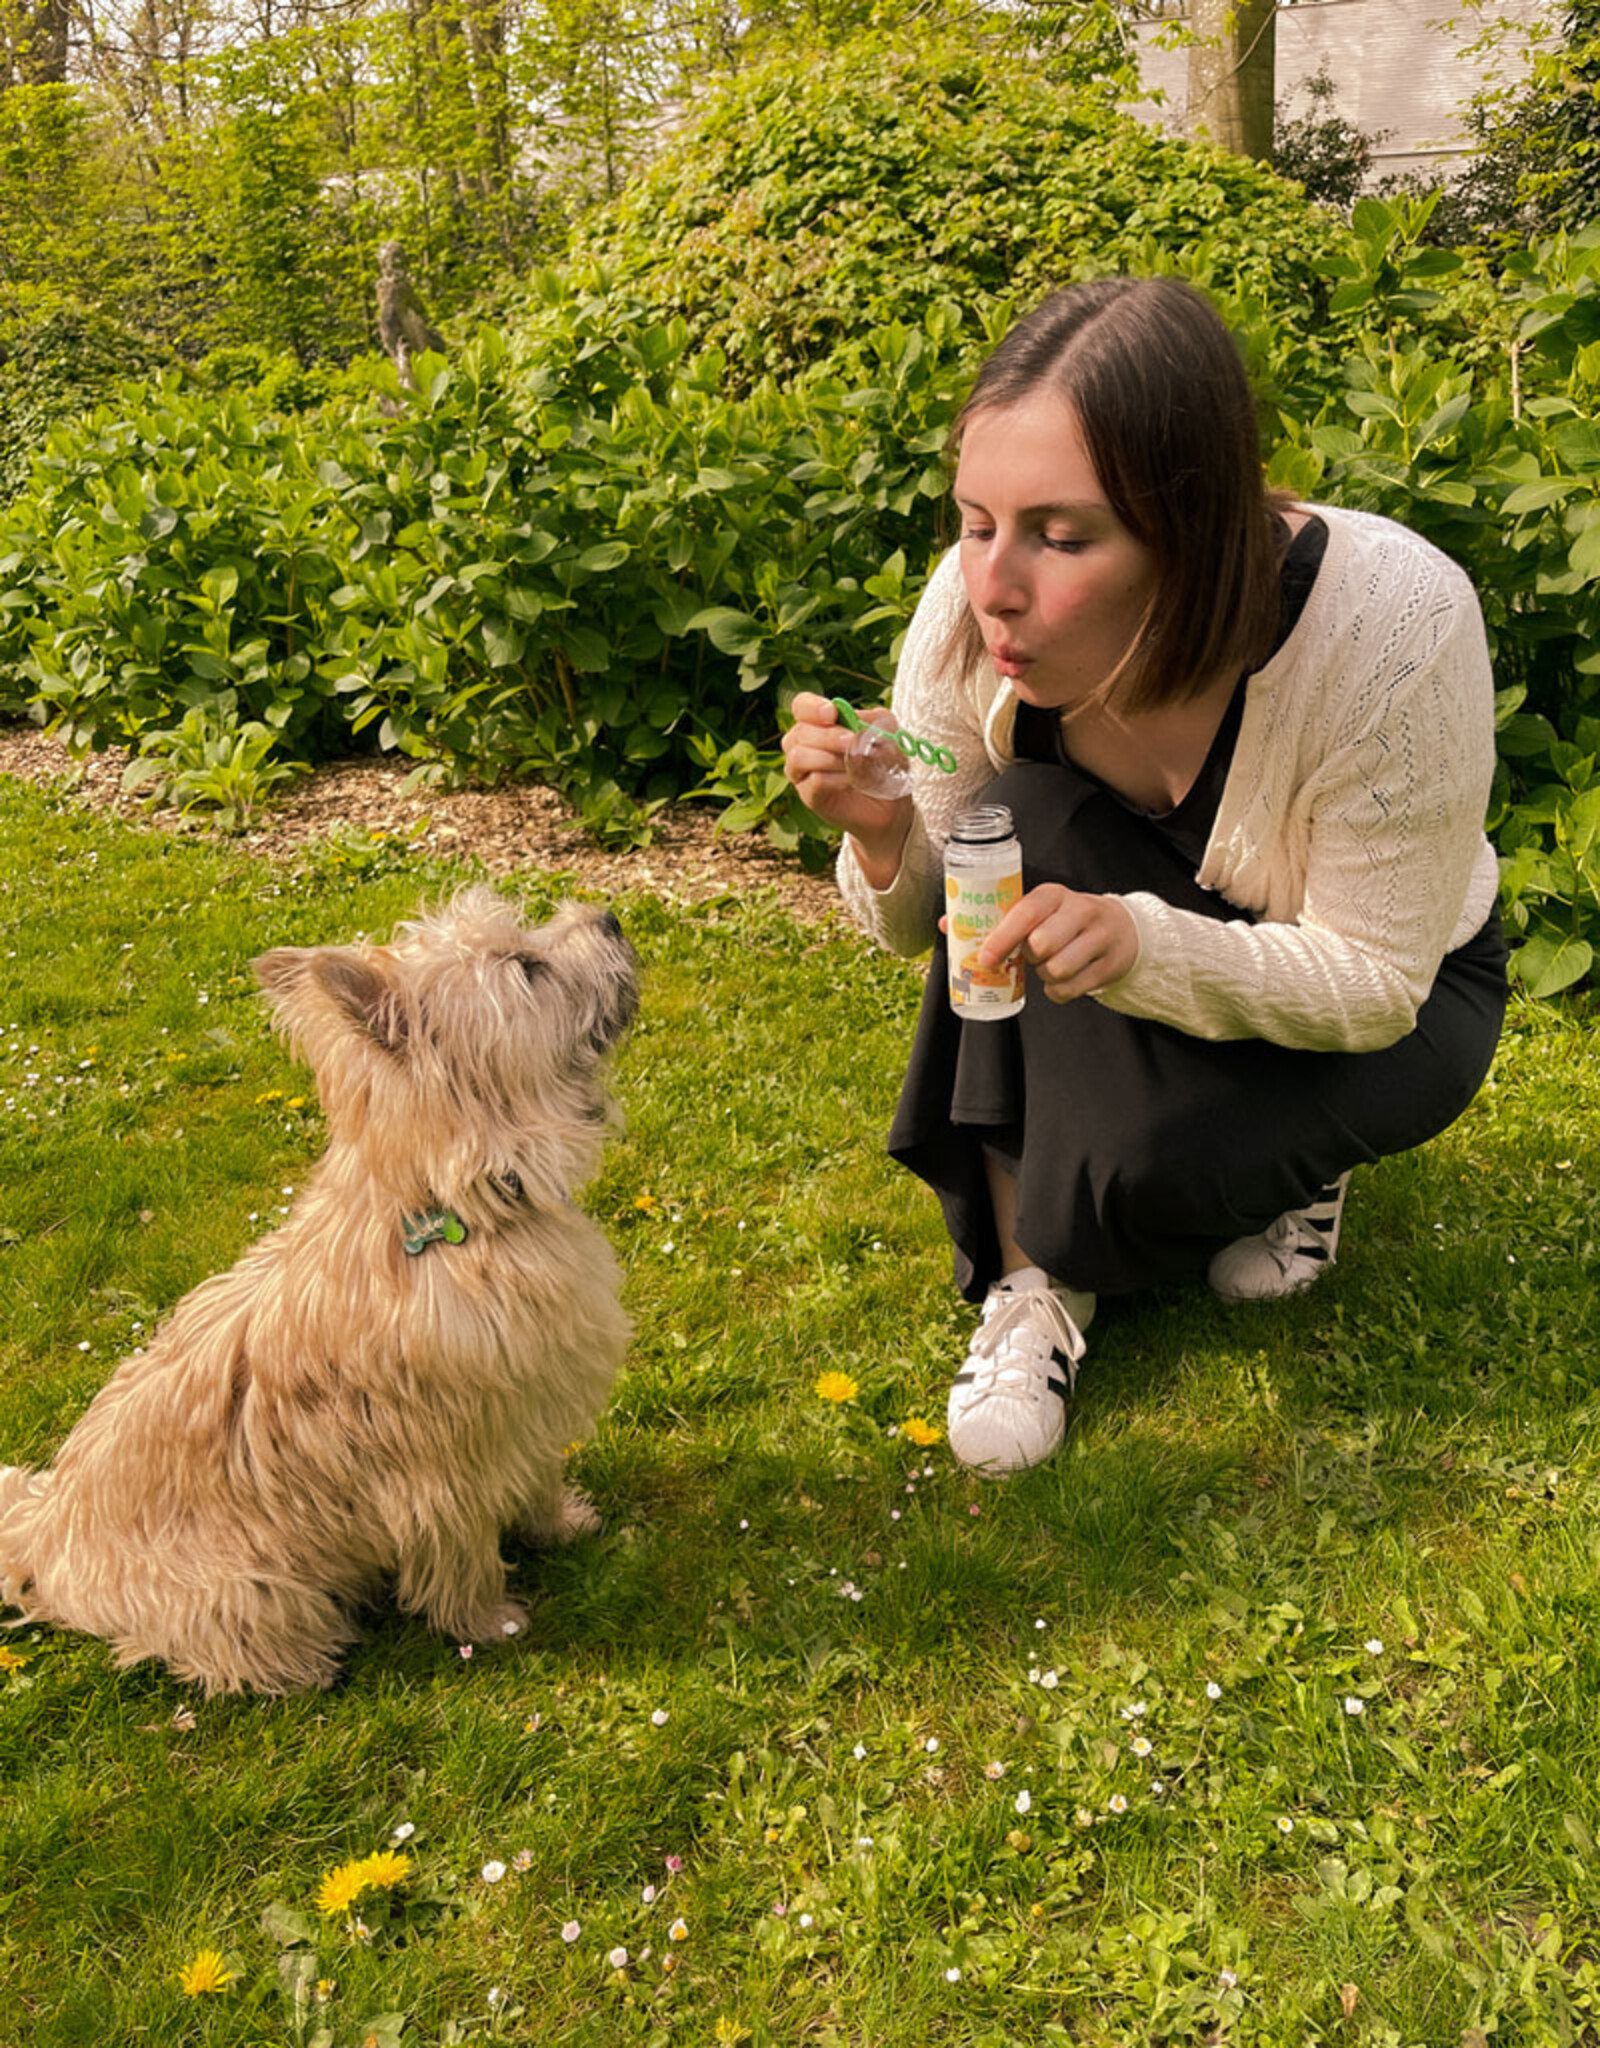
{"left": 1261, "top": 1177, "right": 1348, "bottom": 1267}
{"left": 965, "top": 1285, "right": 1086, "bottom": 1403}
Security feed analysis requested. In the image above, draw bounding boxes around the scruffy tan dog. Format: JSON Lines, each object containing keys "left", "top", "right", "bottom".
{"left": 0, "top": 887, "right": 637, "bottom": 1695}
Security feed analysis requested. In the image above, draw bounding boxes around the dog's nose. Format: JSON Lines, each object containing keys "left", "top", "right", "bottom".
{"left": 601, "top": 910, "right": 623, "bottom": 940}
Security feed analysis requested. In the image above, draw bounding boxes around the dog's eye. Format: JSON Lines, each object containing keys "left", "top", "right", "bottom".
{"left": 517, "top": 955, "right": 548, "bottom": 985}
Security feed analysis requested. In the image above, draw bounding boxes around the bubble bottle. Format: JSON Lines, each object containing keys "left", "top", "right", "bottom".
{"left": 944, "top": 807, "right": 1025, "bottom": 1020}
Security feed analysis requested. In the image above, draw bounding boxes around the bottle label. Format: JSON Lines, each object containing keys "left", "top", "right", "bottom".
{"left": 946, "top": 862, "right": 1025, "bottom": 1013}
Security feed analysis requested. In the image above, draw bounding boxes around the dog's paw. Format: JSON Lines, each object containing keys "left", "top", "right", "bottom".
{"left": 518, "top": 1485, "right": 601, "bottom": 1547}
{"left": 470, "top": 1599, "right": 530, "bottom": 1645}
{"left": 556, "top": 1486, "right": 602, "bottom": 1541}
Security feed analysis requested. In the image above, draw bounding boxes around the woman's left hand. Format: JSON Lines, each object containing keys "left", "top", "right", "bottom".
{"left": 977, "top": 884, "right": 1138, "bottom": 1003}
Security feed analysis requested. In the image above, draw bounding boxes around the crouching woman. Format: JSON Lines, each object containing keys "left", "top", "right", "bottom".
{"left": 782, "top": 276, "right": 1507, "bottom": 1476}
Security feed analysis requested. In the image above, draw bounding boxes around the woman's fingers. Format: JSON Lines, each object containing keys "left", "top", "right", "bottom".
{"left": 981, "top": 887, "right": 1136, "bottom": 1002}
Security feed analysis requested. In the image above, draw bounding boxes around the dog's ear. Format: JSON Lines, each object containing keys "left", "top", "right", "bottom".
{"left": 253, "top": 948, "right": 314, "bottom": 999}
{"left": 309, "top": 950, "right": 411, "bottom": 1056}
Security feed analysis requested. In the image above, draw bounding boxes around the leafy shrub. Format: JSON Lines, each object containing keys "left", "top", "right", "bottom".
{"left": 0, "top": 300, "right": 171, "bottom": 506}
{"left": 570, "top": 28, "right": 1347, "bottom": 387}
{"left": 1265, "top": 201, "right": 1600, "bottom": 991}
{"left": 0, "top": 302, "right": 974, "bottom": 853}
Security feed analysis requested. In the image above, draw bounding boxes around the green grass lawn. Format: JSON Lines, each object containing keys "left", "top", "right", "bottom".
{"left": 2, "top": 770, "right": 1599, "bottom": 2047}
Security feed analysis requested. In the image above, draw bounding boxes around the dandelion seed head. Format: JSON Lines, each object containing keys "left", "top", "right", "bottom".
{"left": 1205, "top": 1681, "right": 1222, "bottom": 1700}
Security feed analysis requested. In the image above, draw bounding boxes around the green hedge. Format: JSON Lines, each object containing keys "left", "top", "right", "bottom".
{"left": 569, "top": 30, "right": 1348, "bottom": 387}
{"left": 0, "top": 299, "right": 975, "bottom": 851}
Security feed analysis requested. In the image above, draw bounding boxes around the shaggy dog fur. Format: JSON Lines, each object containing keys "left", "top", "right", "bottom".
{"left": 0, "top": 888, "right": 637, "bottom": 1695}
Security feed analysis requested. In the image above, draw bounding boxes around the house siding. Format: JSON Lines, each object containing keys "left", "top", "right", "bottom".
{"left": 1132, "top": 0, "right": 1556, "bottom": 183}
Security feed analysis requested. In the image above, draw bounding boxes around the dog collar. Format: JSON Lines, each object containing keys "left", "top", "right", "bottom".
{"left": 402, "top": 1208, "right": 467, "bottom": 1255}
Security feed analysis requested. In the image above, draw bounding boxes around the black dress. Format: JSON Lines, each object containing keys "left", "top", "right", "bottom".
{"left": 886, "top": 519, "right": 1509, "bottom": 1301}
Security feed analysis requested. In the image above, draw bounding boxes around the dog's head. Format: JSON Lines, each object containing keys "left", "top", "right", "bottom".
{"left": 254, "top": 888, "right": 637, "bottom": 1210}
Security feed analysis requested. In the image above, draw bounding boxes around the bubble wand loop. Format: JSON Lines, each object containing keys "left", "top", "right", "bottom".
{"left": 829, "top": 698, "right": 959, "bottom": 792}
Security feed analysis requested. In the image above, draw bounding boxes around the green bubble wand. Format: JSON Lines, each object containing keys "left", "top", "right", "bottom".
{"left": 830, "top": 697, "right": 959, "bottom": 785}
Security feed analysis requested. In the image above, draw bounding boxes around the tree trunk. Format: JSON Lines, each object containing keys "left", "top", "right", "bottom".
{"left": 1186, "top": 0, "right": 1277, "bottom": 162}
{"left": 9, "top": 0, "right": 71, "bottom": 84}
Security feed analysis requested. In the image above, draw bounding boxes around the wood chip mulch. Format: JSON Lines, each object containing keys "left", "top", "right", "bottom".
{"left": 0, "top": 725, "right": 845, "bottom": 927}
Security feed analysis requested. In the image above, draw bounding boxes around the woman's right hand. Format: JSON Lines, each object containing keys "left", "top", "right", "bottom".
{"left": 781, "top": 692, "right": 914, "bottom": 872}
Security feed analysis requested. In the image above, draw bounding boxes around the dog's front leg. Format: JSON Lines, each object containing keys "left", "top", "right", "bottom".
{"left": 394, "top": 1514, "right": 528, "bottom": 1644}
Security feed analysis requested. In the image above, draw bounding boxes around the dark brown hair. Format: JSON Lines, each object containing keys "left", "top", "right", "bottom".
{"left": 946, "top": 275, "right": 1288, "bottom": 712}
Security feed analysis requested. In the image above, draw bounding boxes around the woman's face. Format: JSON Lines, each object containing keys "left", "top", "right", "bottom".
{"left": 953, "top": 393, "right": 1159, "bottom": 710}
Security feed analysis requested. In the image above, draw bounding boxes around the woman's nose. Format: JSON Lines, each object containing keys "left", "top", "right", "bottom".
{"left": 970, "top": 541, "right": 1027, "bottom": 617}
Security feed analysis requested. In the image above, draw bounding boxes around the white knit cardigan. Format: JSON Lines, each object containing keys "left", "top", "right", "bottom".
{"left": 836, "top": 504, "right": 1501, "bottom": 1054}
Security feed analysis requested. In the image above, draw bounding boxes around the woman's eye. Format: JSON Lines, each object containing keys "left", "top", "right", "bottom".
{"left": 960, "top": 526, "right": 993, "bottom": 542}
{"left": 1045, "top": 536, "right": 1087, "bottom": 554}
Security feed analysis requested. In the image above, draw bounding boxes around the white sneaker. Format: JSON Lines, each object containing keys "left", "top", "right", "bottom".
{"left": 947, "top": 1267, "right": 1094, "bottom": 1475}
{"left": 1208, "top": 1172, "right": 1351, "bottom": 1302}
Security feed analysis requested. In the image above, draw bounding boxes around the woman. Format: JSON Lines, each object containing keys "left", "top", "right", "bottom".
{"left": 781, "top": 277, "right": 1506, "bottom": 1477}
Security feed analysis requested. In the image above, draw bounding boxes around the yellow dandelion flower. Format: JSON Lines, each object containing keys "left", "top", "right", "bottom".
{"left": 634, "top": 1194, "right": 658, "bottom": 1212}
{"left": 255, "top": 1089, "right": 284, "bottom": 1105}
{"left": 286, "top": 1096, "right": 306, "bottom": 1109}
{"left": 357, "top": 1850, "right": 411, "bottom": 1890}
{"left": 901, "top": 1416, "right": 941, "bottom": 1448}
{"left": 814, "top": 1371, "right": 858, "bottom": 1404}
{"left": 0, "top": 1645, "right": 29, "bottom": 1673}
{"left": 316, "top": 1859, "right": 371, "bottom": 1915}
{"left": 178, "top": 1949, "right": 237, "bottom": 1996}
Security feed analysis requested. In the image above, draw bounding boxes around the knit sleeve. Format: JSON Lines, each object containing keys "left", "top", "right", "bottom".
{"left": 834, "top": 547, "right": 1001, "bottom": 957}
{"left": 1093, "top": 558, "right": 1498, "bottom": 1052}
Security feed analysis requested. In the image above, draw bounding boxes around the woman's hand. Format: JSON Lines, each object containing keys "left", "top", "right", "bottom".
{"left": 978, "top": 883, "right": 1138, "bottom": 1002}
{"left": 781, "top": 691, "right": 913, "bottom": 884}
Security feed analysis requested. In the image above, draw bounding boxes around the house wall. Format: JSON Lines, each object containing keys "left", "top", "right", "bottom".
{"left": 1131, "top": 0, "right": 1555, "bottom": 184}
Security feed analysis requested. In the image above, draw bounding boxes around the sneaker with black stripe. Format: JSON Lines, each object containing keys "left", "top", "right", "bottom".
{"left": 946, "top": 1267, "right": 1093, "bottom": 1475}
{"left": 1208, "top": 1172, "right": 1352, "bottom": 1302}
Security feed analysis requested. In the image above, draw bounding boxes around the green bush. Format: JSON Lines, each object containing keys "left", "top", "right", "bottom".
{"left": 0, "top": 300, "right": 974, "bottom": 851}
{"left": 570, "top": 28, "right": 1348, "bottom": 387}
{"left": 0, "top": 300, "right": 172, "bottom": 506}
{"left": 1264, "top": 201, "right": 1600, "bottom": 993}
